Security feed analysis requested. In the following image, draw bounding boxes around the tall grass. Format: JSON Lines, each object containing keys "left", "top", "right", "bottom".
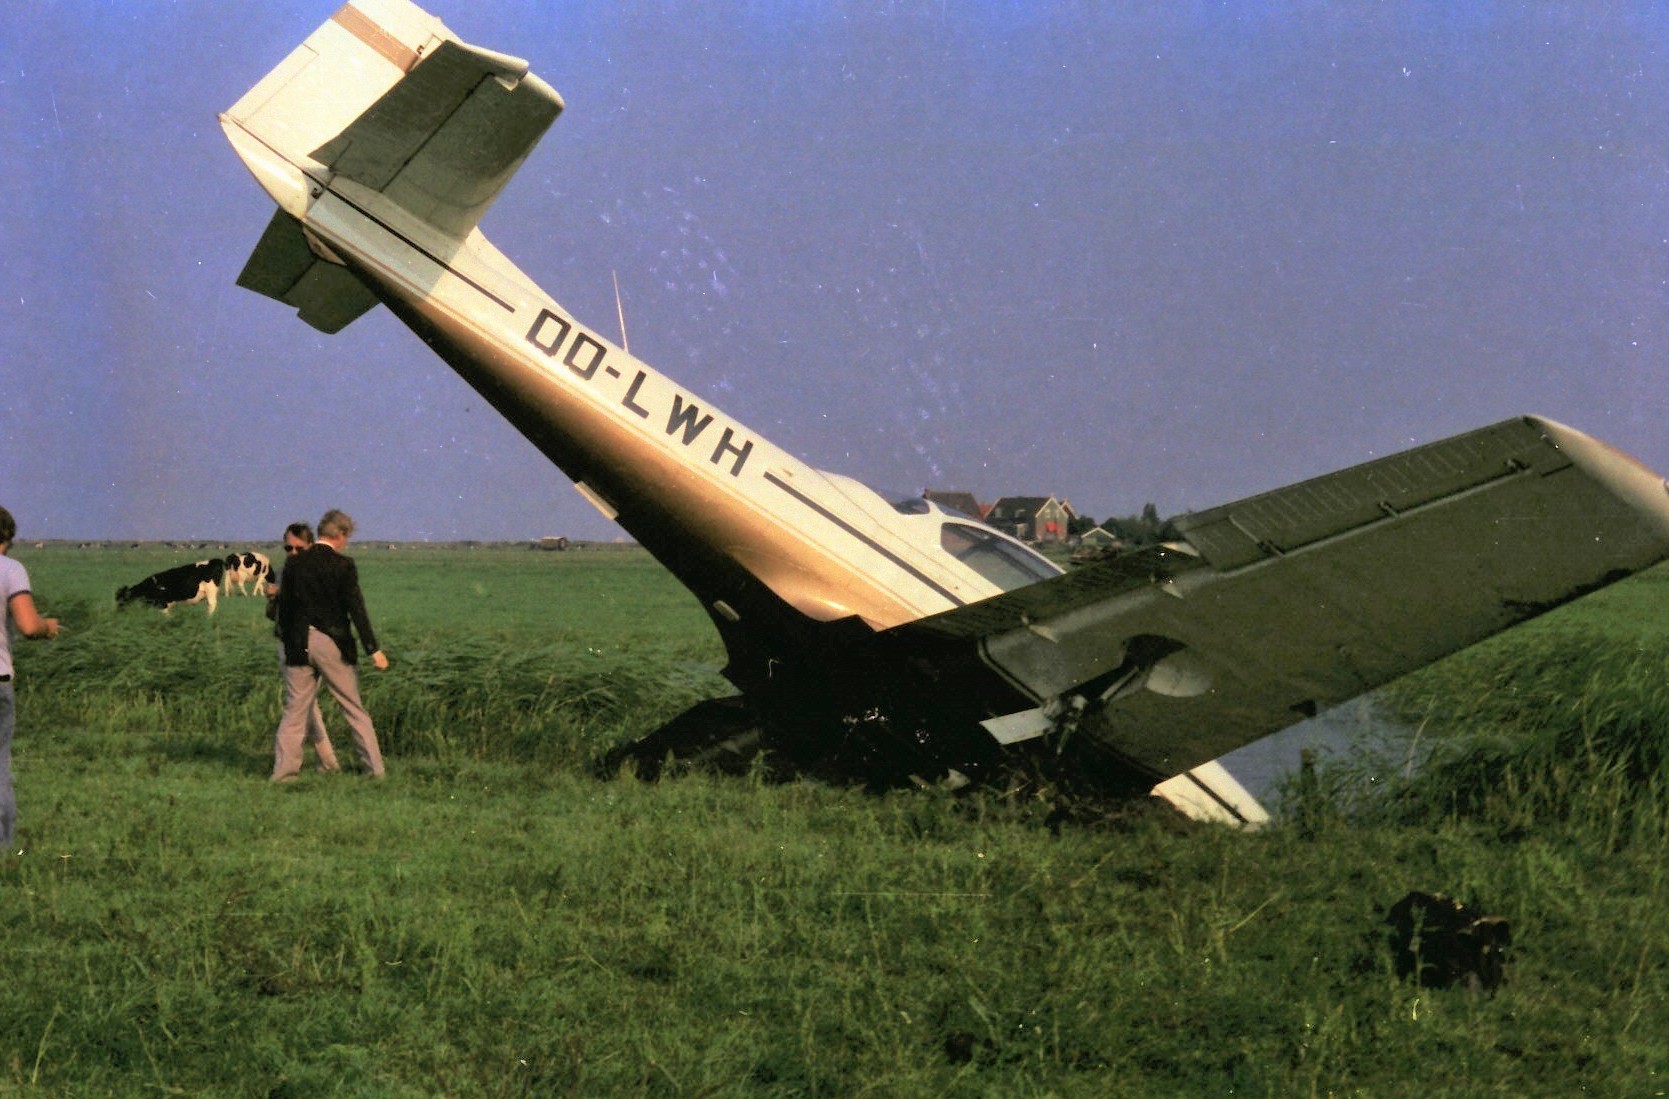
{"left": 3, "top": 547, "right": 1668, "bottom": 1094}
{"left": 1325, "top": 626, "right": 1669, "bottom": 851}
{"left": 15, "top": 545, "right": 730, "bottom": 775}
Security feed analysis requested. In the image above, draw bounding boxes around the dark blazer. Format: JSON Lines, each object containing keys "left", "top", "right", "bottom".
{"left": 277, "top": 543, "right": 379, "bottom": 666}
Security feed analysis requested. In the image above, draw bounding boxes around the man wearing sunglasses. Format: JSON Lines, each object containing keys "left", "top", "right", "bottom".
{"left": 265, "top": 522, "right": 339, "bottom": 775}
{"left": 270, "top": 509, "right": 389, "bottom": 782}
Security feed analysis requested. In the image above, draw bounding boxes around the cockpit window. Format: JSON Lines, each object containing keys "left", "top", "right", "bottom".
{"left": 888, "top": 494, "right": 931, "bottom": 515}
{"left": 940, "top": 522, "right": 1060, "bottom": 590}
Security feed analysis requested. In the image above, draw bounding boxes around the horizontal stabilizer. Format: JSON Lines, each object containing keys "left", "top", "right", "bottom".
{"left": 311, "top": 36, "right": 562, "bottom": 239}
{"left": 222, "top": 0, "right": 563, "bottom": 242}
{"left": 236, "top": 211, "right": 379, "bottom": 334}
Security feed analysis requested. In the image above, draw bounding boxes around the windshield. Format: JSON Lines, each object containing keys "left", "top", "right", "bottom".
{"left": 940, "top": 522, "right": 1060, "bottom": 590}
{"left": 880, "top": 490, "right": 931, "bottom": 515}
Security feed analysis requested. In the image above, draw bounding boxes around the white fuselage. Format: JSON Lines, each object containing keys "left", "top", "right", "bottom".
{"left": 224, "top": 113, "right": 1058, "bottom": 634}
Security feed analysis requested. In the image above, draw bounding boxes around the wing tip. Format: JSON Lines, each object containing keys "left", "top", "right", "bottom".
{"left": 1525, "top": 414, "right": 1669, "bottom": 517}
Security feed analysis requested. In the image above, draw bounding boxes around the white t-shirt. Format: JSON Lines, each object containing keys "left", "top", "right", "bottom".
{"left": 0, "top": 554, "right": 30, "bottom": 678}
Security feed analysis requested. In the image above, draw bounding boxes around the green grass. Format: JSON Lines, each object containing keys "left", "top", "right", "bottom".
{"left": 3, "top": 546, "right": 1669, "bottom": 1095}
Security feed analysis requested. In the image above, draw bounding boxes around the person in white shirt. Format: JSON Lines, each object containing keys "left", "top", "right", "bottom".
{"left": 1, "top": 506, "right": 60, "bottom": 852}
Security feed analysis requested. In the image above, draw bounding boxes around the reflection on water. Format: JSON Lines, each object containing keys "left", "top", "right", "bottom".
{"left": 1219, "top": 694, "right": 1422, "bottom": 802}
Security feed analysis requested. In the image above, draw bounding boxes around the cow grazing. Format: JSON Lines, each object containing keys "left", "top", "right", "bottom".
{"left": 223, "top": 550, "right": 271, "bottom": 596}
{"left": 116, "top": 559, "right": 226, "bottom": 614}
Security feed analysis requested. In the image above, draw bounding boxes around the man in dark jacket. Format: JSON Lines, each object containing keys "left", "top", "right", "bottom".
{"left": 271, "top": 509, "right": 388, "bottom": 781}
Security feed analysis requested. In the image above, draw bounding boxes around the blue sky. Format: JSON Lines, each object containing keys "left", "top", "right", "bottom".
{"left": 4, "top": 2, "right": 1667, "bottom": 541}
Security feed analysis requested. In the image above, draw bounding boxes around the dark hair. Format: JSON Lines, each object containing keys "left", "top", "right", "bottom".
{"left": 284, "top": 521, "right": 315, "bottom": 546}
{"left": 0, "top": 506, "right": 15, "bottom": 545}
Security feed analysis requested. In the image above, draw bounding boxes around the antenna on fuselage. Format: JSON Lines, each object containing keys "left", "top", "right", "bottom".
{"left": 612, "top": 269, "right": 630, "bottom": 353}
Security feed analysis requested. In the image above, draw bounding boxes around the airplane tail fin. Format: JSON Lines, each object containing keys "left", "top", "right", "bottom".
{"left": 221, "top": 0, "right": 563, "bottom": 331}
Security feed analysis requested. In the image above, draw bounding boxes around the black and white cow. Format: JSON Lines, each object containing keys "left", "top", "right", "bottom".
{"left": 116, "top": 559, "right": 226, "bottom": 614}
{"left": 222, "top": 550, "right": 271, "bottom": 596}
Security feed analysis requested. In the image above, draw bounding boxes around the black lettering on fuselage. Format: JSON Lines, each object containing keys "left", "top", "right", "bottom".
{"left": 711, "top": 427, "right": 752, "bottom": 477}
{"left": 621, "top": 371, "right": 651, "bottom": 419}
{"left": 666, "top": 395, "right": 713, "bottom": 445}
{"left": 526, "top": 308, "right": 571, "bottom": 355}
{"left": 523, "top": 305, "right": 758, "bottom": 476}
{"left": 565, "top": 332, "right": 607, "bottom": 381}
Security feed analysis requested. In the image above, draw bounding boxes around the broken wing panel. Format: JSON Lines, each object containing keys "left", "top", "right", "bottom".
{"left": 899, "top": 416, "right": 1669, "bottom": 781}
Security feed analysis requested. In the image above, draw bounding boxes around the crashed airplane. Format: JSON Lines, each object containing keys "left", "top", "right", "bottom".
{"left": 222, "top": 0, "right": 1669, "bottom": 823}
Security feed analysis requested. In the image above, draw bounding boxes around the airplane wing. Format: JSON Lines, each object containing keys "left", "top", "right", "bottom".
{"left": 891, "top": 415, "right": 1669, "bottom": 782}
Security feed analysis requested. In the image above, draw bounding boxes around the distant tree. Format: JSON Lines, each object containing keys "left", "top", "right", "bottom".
{"left": 1100, "top": 503, "right": 1178, "bottom": 547}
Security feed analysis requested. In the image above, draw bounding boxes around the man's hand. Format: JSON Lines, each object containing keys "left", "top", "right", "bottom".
{"left": 371, "top": 650, "right": 390, "bottom": 671}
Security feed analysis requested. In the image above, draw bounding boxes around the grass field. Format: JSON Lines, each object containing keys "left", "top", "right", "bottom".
{"left": 3, "top": 544, "right": 1667, "bottom": 1096}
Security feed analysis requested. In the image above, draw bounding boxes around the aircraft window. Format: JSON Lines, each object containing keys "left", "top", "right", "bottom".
{"left": 940, "top": 523, "right": 1060, "bottom": 589}
{"left": 881, "top": 491, "right": 934, "bottom": 514}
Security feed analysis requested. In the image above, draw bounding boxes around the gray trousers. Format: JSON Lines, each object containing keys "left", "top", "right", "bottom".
{"left": 272, "top": 627, "right": 384, "bottom": 780}
{"left": 1, "top": 682, "right": 14, "bottom": 848}
{"left": 278, "top": 640, "right": 338, "bottom": 772}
